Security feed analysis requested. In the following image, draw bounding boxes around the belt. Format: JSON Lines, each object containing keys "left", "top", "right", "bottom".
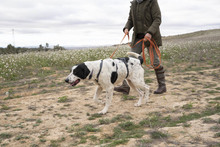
{"left": 136, "top": 33, "right": 145, "bottom": 39}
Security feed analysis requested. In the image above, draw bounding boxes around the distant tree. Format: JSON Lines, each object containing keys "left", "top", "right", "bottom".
{"left": 53, "top": 44, "right": 65, "bottom": 50}
{"left": 39, "top": 44, "right": 44, "bottom": 50}
{"left": 46, "top": 43, "right": 49, "bottom": 48}
{"left": 7, "top": 44, "right": 16, "bottom": 53}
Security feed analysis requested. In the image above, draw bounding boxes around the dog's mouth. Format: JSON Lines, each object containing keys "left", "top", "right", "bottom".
{"left": 70, "top": 79, "right": 80, "bottom": 86}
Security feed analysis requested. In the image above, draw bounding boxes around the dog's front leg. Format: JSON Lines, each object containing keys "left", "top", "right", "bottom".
{"left": 98, "top": 86, "right": 113, "bottom": 114}
{"left": 93, "top": 86, "right": 103, "bottom": 104}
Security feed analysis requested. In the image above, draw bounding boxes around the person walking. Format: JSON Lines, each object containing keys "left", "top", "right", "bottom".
{"left": 114, "top": 0, "right": 166, "bottom": 94}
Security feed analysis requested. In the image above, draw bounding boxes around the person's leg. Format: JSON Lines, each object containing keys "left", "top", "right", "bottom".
{"left": 149, "top": 45, "right": 166, "bottom": 94}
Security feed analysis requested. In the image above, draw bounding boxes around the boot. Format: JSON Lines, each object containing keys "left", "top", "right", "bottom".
{"left": 154, "top": 66, "right": 167, "bottom": 94}
{"left": 114, "top": 80, "right": 130, "bottom": 95}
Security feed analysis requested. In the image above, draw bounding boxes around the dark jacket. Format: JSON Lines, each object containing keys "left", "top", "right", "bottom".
{"left": 124, "top": 0, "right": 162, "bottom": 46}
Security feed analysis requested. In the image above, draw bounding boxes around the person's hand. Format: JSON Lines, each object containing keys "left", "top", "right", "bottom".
{"left": 144, "top": 33, "right": 152, "bottom": 41}
{"left": 124, "top": 29, "right": 129, "bottom": 35}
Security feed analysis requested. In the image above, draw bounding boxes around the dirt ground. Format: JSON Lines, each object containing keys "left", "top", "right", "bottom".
{"left": 0, "top": 63, "right": 220, "bottom": 147}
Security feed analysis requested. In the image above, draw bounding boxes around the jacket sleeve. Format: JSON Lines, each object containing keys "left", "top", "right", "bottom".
{"left": 147, "top": 0, "right": 161, "bottom": 35}
{"left": 123, "top": 8, "right": 133, "bottom": 32}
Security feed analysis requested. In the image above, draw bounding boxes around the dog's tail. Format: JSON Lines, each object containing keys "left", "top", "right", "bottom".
{"left": 127, "top": 52, "right": 143, "bottom": 64}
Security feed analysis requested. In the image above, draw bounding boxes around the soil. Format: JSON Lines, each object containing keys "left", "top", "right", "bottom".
{"left": 0, "top": 64, "right": 220, "bottom": 147}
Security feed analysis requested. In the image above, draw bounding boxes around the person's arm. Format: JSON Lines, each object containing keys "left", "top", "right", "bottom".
{"left": 123, "top": 8, "right": 133, "bottom": 33}
{"left": 147, "top": 0, "right": 161, "bottom": 36}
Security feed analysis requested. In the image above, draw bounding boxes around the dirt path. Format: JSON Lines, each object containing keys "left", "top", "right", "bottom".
{"left": 0, "top": 65, "right": 219, "bottom": 147}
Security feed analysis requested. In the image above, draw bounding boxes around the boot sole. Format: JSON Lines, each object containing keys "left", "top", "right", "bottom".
{"left": 154, "top": 89, "right": 166, "bottom": 94}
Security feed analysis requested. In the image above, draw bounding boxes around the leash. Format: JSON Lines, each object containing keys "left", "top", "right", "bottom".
{"left": 110, "top": 33, "right": 128, "bottom": 58}
{"left": 110, "top": 32, "right": 161, "bottom": 69}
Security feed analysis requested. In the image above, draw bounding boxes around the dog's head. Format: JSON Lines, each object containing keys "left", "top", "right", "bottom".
{"left": 65, "top": 63, "right": 90, "bottom": 87}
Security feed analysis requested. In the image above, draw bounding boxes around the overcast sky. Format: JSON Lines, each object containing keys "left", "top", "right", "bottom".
{"left": 0, "top": 0, "right": 220, "bottom": 47}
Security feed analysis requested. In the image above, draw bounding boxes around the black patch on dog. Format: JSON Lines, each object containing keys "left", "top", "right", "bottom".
{"left": 111, "top": 72, "right": 118, "bottom": 84}
{"left": 138, "top": 56, "right": 143, "bottom": 64}
{"left": 112, "top": 62, "right": 115, "bottom": 66}
{"left": 73, "top": 63, "right": 90, "bottom": 79}
{"left": 130, "top": 63, "right": 134, "bottom": 66}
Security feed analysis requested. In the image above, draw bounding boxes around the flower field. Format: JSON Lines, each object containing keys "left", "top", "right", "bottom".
{"left": 0, "top": 39, "right": 219, "bottom": 81}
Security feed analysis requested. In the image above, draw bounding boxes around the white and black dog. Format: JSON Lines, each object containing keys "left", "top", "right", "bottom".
{"left": 65, "top": 52, "right": 149, "bottom": 114}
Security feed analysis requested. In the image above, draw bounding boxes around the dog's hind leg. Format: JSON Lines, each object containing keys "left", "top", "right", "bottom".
{"left": 93, "top": 86, "right": 103, "bottom": 104}
{"left": 127, "top": 79, "right": 143, "bottom": 97}
{"left": 128, "top": 79, "right": 149, "bottom": 107}
{"left": 98, "top": 86, "right": 113, "bottom": 114}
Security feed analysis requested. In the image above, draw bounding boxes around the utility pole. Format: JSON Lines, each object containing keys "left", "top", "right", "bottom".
{"left": 12, "top": 29, "right": 15, "bottom": 47}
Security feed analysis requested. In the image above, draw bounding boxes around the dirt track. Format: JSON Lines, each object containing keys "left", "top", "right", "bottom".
{"left": 0, "top": 63, "right": 219, "bottom": 147}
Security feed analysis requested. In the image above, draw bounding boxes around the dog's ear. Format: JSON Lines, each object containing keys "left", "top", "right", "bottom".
{"left": 73, "top": 63, "right": 90, "bottom": 79}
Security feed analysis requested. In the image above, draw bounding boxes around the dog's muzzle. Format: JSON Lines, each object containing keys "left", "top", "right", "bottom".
{"left": 65, "top": 79, "right": 69, "bottom": 83}
{"left": 65, "top": 79, "right": 80, "bottom": 87}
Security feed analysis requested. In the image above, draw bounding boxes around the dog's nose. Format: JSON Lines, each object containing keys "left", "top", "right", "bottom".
{"left": 65, "top": 79, "right": 69, "bottom": 83}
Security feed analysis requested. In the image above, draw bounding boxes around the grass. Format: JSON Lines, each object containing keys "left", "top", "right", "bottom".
{"left": 49, "top": 137, "right": 65, "bottom": 147}
{"left": 214, "top": 132, "right": 220, "bottom": 138}
{"left": 205, "top": 90, "right": 220, "bottom": 95}
{"left": 0, "top": 133, "right": 13, "bottom": 140}
{"left": 14, "top": 135, "right": 30, "bottom": 141}
{"left": 119, "top": 121, "right": 139, "bottom": 131}
{"left": 99, "top": 118, "right": 111, "bottom": 125}
{"left": 150, "top": 131, "right": 168, "bottom": 139}
{"left": 58, "top": 96, "right": 68, "bottom": 103}
{"left": 139, "top": 105, "right": 220, "bottom": 128}
{"left": 100, "top": 124, "right": 145, "bottom": 146}
{"left": 145, "top": 78, "right": 153, "bottom": 84}
{"left": 122, "top": 95, "right": 137, "bottom": 101}
{"left": 182, "top": 103, "right": 193, "bottom": 110}
{"left": 210, "top": 126, "right": 220, "bottom": 132}
{"left": 202, "top": 118, "right": 216, "bottom": 124}
{"left": 88, "top": 113, "right": 103, "bottom": 120}
{"left": 1, "top": 105, "right": 10, "bottom": 111}
{"left": 213, "top": 97, "right": 220, "bottom": 101}
{"left": 79, "top": 124, "right": 100, "bottom": 133}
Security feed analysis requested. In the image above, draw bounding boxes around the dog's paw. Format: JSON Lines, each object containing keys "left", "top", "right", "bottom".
{"left": 98, "top": 108, "right": 108, "bottom": 114}
{"left": 98, "top": 111, "right": 107, "bottom": 115}
{"left": 134, "top": 103, "right": 142, "bottom": 107}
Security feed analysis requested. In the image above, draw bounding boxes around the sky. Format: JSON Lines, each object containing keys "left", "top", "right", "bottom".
{"left": 0, "top": 0, "right": 220, "bottom": 48}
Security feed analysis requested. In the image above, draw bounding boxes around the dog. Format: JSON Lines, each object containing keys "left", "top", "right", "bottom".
{"left": 65, "top": 52, "right": 149, "bottom": 114}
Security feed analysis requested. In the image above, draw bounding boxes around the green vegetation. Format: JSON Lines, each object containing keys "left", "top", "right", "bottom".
{"left": 0, "top": 133, "right": 12, "bottom": 140}
{"left": 182, "top": 103, "right": 193, "bottom": 110}
{"left": 1, "top": 105, "right": 10, "bottom": 111}
{"left": 58, "top": 96, "right": 68, "bottom": 103}
{"left": 122, "top": 95, "right": 137, "bottom": 101}
{"left": 0, "top": 44, "right": 65, "bottom": 54}
{"left": 150, "top": 131, "right": 168, "bottom": 139}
